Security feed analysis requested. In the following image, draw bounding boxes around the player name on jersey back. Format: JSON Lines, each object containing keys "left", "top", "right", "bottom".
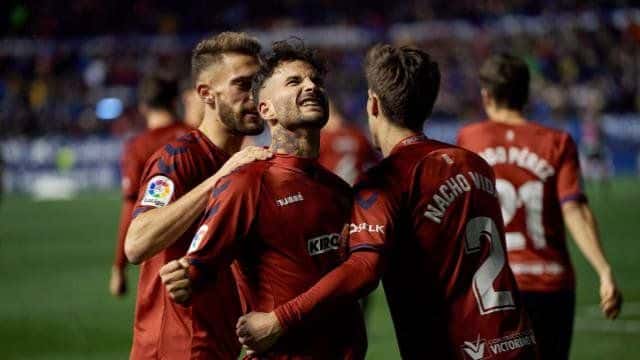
{"left": 424, "top": 171, "right": 497, "bottom": 224}
{"left": 479, "top": 146, "right": 555, "bottom": 181}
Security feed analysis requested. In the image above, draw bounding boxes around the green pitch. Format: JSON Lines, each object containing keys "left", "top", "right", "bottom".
{"left": 1, "top": 178, "right": 638, "bottom": 359}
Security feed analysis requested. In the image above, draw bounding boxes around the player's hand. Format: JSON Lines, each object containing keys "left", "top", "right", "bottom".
{"left": 217, "top": 146, "right": 272, "bottom": 179}
{"left": 109, "top": 265, "right": 127, "bottom": 297}
{"left": 599, "top": 271, "right": 622, "bottom": 319}
{"left": 236, "top": 311, "right": 282, "bottom": 354}
{"left": 159, "top": 257, "right": 191, "bottom": 304}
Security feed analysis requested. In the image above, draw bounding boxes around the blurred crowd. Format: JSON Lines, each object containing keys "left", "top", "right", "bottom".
{"left": 0, "top": 1, "right": 639, "bottom": 138}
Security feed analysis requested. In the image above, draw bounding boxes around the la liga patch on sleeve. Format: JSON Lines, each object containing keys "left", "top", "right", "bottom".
{"left": 188, "top": 225, "right": 208, "bottom": 254}
{"left": 141, "top": 175, "right": 175, "bottom": 208}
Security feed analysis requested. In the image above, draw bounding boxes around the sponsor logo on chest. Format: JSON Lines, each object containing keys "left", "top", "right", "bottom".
{"left": 307, "top": 233, "right": 341, "bottom": 256}
{"left": 276, "top": 192, "right": 304, "bottom": 207}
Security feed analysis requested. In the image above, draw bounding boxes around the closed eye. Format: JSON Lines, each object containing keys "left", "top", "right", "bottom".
{"left": 286, "top": 76, "right": 301, "bottom": 86}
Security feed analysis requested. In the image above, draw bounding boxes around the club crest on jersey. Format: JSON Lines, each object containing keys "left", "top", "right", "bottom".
{"left": 141, "top": 175, "right": 174, "bottom": 208}
{"left": 276, "top": 192, "right": 304, "bottom": 207}
{"left": 188, "top": 225, "right": 208, "bottom": 254}
{"left": 307, "top": 233, "right": 341, "bottom": 256}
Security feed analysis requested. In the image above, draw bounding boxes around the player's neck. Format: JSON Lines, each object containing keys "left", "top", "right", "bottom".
{"left": 488, "top": 108, "right": 527, "bottom": 125}
{"left": 377, "top": 121, "right": 419, "bottom": 157}
{"left": 146, "top": 110, "right": 174, "bottom": 130}
{"left": 324, "top": 114, "right": 343, "bottom": 131}
{"left": 269, "top": 124, "right": 320, "bottom": 158}
{"left": 198, "top": 115, "right": 244, "bottom": 155}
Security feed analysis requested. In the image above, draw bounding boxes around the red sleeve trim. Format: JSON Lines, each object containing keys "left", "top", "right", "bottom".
{"left": 349, "top": 244, "right": 384, "bottom": 253}
{"left": 560, "top": 193, "right": 587, "bottom": 205}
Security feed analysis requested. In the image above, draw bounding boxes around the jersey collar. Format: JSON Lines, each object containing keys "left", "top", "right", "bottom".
{"left": 271, "top": 153, "right": 318, "bottom": 172}
{"left": 390, "top": 133, "right": 428, "bottom": 154}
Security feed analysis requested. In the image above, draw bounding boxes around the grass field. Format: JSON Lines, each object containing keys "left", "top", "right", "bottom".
{"left": 1, "top": 178, "right": 639, "bottom": 359}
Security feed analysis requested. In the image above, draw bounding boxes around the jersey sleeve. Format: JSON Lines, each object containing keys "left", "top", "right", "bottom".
{"left": 185, "top": 172, "right": 260, "bottom": 285}
{"left": 455, "top": 126, "right": 469, "bottom": 148}
{"left": 556, "top": 134, "right": 586, "bottom": 204}
{"left": 113, "top": 141, "right": 142, "bottom": 268}
{"left": 121, "top": 140, "right": 143, "bottom": 200}
{"left": 131, "top": 143, "right": 196, "bottom": 219}
{"left": 349, "top": 175, "right": 398, "bottom": 254}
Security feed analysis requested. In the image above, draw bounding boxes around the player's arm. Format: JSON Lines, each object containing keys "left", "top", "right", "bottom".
{"left": 563, "top": 202, "right": 621, "bottom": 318}
{"left": 558, "top": 134, "right": 622, "bottom": 319}
{"left": 236, "top": 251, "right": 382, "bottom": 354}
{"left": 237, "top": 184, "right": 394, "bottom": 353}
{"left": 110, "top": 142, "right": 140, "bottom": 296}
{"left": 161, "top": 169, "right": 260, "bottom": 304}
{"left": 125, "top": 146, "right": 270, "bottom": 264}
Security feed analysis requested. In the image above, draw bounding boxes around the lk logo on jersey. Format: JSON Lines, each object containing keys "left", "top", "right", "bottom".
{"left": 141, "top": 175, "right": 174, "bottom": 208}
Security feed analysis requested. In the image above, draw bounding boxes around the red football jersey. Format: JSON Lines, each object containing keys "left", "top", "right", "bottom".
{"left": 114, "top": 122, "right": 190, "bottom": 269}
{"left": 458, "top": 121, "right": 585, "bottom": 292}
{"left": 129, "top": 130, "right": 242, "bottom": 360}
{"left": 319, "top": 125, "right": 379, "bottom": 185}
{"left": 349, "top": 135, "right": 536, "bottom": 359}
{"left": 186, "top": 155, "right": 367, "bottom": 359}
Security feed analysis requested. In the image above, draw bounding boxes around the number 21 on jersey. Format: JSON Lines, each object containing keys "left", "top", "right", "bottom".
{"left": 495, "top": 179, "right": 546, "bottom": 251}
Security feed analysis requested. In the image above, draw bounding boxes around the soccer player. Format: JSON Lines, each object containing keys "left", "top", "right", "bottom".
{"left": 161, "top": 39, "right": 367, "bottom": 359}
{"left": 125, "top": 32, "right": 269, "bottom": 360}
{"left": 457, "top": 53, "right": 622, "bottom": 359}
{"left": 319, "top": 102, "right": 378, "bottom": 186}
{"left": 235, "top": 44, "right": 538, "bottom": 359}
{"left": 110, "top": 75, "right": 191, "bottom": 297}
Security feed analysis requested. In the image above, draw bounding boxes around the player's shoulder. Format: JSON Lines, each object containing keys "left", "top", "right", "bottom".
{"left": 223, "top": 159, "right": 273, "bottom": 187}
{"left": 459, "top": 120, "right": 491, "bottom": 136}
{"left": 149, "top": 130, "right": 210, "bottom": 162}
{"left": 525, "top": 121, "right": 576, "bottom": 151}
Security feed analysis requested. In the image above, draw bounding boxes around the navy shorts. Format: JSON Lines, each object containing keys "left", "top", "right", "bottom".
{"left": 521, "top": 291, "right": 576, "bottom": 360}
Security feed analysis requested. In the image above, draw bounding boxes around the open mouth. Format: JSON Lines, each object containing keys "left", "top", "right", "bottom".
{"left": 298, "top": 97, "right": 325, "bottom": 109}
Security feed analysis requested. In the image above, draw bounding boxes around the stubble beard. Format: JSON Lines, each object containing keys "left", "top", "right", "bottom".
{"left": 218, "top": 100, "right": 264, "bottom": 136}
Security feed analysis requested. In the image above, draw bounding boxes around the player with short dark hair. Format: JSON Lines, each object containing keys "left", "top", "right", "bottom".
{"left": 161, "top": 39, "right": 367, "bottom": 359}
{"left": 110, "top": 75, "right": 191, "bottom": 297}
{"left": 235, "top": 44, "right": 538, "bottom": 359}
{"left": 457, "top": 53, "right": 622, "bottom": 359}
{"left": 125, "top": 32, "right": 270, "bottom": 360}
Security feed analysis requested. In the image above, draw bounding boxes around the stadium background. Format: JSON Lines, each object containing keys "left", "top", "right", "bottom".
{"left": 1, "top": 1, "right": 639, "bottom": 358}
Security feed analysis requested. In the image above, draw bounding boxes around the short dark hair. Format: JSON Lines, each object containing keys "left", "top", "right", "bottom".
{"left": 252, "top": 38, "right": 327, "bottom": 102}
{"left": 191, "top": 32, "right": 262, "bottom": 80}
{"left": 479, "top": 53, "right": 530, "bottom": 111}
{"left": 364, "top": 44, "right": 440, "bottom": 132}
{"left": 138, "top": 75, "right": 178, "bottom": 111}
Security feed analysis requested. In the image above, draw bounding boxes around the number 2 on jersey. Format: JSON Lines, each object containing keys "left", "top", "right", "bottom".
{"left": 464, "top": 217, "right": 515, "bottom": 315}
{"left": 495, "top": 179, "right": 546, "bottom": 251}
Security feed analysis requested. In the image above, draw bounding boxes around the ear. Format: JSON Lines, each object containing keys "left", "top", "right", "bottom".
{"left": 258, "top": 100, "right": 276, "bottom": 121}
{"left": 197, "top": 83, "right": 215, "bottom": 107}
{"left": 368, "top": 90, "right": 380, "bottom": 117}
{"left": 480, "top": 88, "right": 492, "bottom": 108}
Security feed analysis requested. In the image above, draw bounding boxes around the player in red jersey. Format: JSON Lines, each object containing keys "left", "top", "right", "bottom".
{"left": 109, "top": 75, "right": 191, "bottom": 297}
{"left": 124, "top": 32, "right": 270, "bottom": 360}
{"left": 457, "top": 54, "right": 622, "bottom": 359}
{"left": 319, "top": 102, "right": 378, "bottom": 186}
{"left": 235, "top": 44, "right": 538, "bottom": 360}
{"left": 161, "top": 39, "right": 367, "bottom": 359}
